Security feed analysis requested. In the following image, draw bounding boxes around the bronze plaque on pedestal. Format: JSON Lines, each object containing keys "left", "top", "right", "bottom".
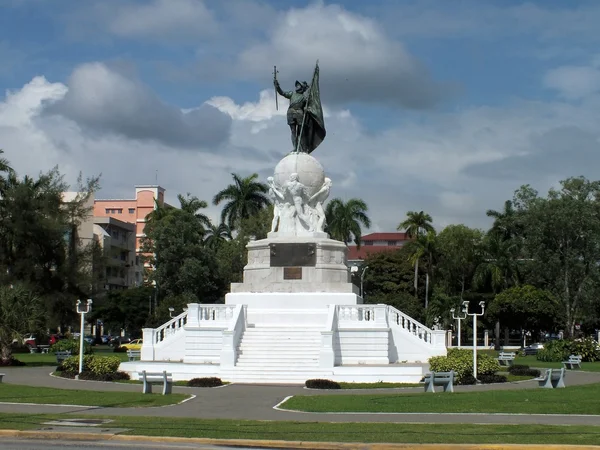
{"left": 270, "top": 243, "right": 316, "bottom": 267}
{"left": 283, "top": 267, "right": 302, "bottom": 280}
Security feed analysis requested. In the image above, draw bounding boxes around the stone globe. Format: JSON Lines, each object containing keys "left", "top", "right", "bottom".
{"left": 273, "top": 153, "right": 325, "bottom": 199}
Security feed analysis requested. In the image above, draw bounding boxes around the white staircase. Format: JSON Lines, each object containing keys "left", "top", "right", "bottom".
{"left": 221, "top": 325, "right": 330, "bottom": 383}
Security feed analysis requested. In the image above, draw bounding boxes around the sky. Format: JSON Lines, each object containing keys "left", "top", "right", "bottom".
{"left": 2, "top": 0, "right": 600, "bottom": 232}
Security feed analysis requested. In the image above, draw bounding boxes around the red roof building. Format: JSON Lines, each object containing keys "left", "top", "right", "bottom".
{"left": 347, "top": 232, "right": 412, "bottom": 264}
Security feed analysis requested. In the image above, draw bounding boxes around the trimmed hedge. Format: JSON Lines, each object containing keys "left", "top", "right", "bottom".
{"left": 305, "top": 379, "right": 341, "bottom": 389}
{"left": 187, "top": 377, "right": 223, "bottom": 387}
{"left": 58, "top": 371, "right": 130, "bottom": 381}
{"left": 59, "top": 355, "right": 121, "bottom": 375}
{"left": 508, "top": 364, "right": 540, "bottom": 377}
{"left": 113, "top": 346, "right": 128, "bottom": 353}
{"left": 479, "top": 373, "right": 508, "bottom": 384}
{"left": 0, "top": 357, "right": 26, "bottom": 366}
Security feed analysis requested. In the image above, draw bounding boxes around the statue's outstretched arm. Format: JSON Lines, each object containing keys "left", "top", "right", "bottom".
{"left": 274, "top": 80, "right": 292, "bottom": 99}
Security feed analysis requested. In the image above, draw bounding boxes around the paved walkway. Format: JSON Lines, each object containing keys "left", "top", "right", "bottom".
{"left": 1, "top": 367, "right": 600, "bottom": 425}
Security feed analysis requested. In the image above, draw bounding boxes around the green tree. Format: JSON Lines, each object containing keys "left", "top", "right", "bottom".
{"left": 212, "top": 173, "right": 270, "bottom": 230}
{"left": 204, "top": 222, "right": 233, "bottom": 250}
{"left": 486, "top": 285, "right": 561, "bottom": 344}
{"left": 177, "top": 193, "right": 212, "bottom": 229}
{"left": 142, "top": 208, "right": 223, "bottom": 303}
{"left": 91, "top": 286, "right": 154, "bottom": 337}
{"left": 0, "top": 149, "right": 14, "bottom": 195}
{"left": 397, "top": 211, "right": 435, "bottom": 295}
{"left": 436, "top": 225, "right": 484, "bottom": 299}
{"left": 486, "top": 200, "right": 521, "bottom": 241}
{"left": 0, "top": 284, "right": 45, "bottom": 363}
{"left": 325, "top": 198, "right": 371, "bottom": 246}
{"left": 513, "top": 177, "right": 600, "bottom": 337}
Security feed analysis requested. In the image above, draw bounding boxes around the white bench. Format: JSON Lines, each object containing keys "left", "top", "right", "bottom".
{"left": 423, "top": 370, "right": 454, "bottom": 393}
{"left": 562, "top": 355, "right": 582, "bottom": 370}
{"left": 127, "top": 350, "right": 141, "bottom": 361}
{"left": 38, "top": 345, "right": 50, "bottom": 354}
{"left": 139, "top": 370, "right": 173, "bottom": 395}
{"left": 0, "top": 373, "right": 5, "bottom": 383}
{"left": 497, "top": 352, "right": 516, "bottom": 366}
{"left": 535, "top": 368, "right": 566, "bottom": 388}
{"left": 55, "top": 350, "right": 72, "bottom": 364}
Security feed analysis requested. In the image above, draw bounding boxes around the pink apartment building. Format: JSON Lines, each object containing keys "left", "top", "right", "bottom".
{"left": 94, "top": 185, "right": 167, "bottom": 286}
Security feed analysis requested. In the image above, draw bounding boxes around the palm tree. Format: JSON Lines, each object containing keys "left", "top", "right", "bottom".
{"left": 486, "top": 200, "right": 519, "bottom": 241}
{"left": 177, "top": 193, "right": 212, "bottom": 229}
{"left": 398, "top": 211, "right": 435, "bottom": 295}
{"left": 0, "top": 149, "right": 13, "bottom": 195}
{"left": 212, "top": 173, "right": 270, "bottom": 230}
{"left": 204, "top": 222, "right": 233, "bottom": 250}
{"left": 325, "top": 198, "right": 371, "bottom": 247}
{"left": 405, "top": 230, "right": 438, "bottom": 307}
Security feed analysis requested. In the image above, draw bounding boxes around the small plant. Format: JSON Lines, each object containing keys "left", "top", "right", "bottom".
{"left": 113, "top": 346, "right": 128, "bottom": 353}
{"left": 570, "top": 337, "right": 600, "bottom": 362}
{"left": 77, "top": 371, "right": 130, "bottom": 382}
{"left": 429, "top": 348, "right": 500, "bottom": 384}
{"left": 59, "top": 355, "right": 121, "bottom": 376}
{"left": 0, "top": 357, "right": 25, "bottom": 366}
{"left": 479, "top": 373, "right": 508, "bottom": 384}
{"left": 187, "top": 377, "right": 224, "bottom": 387}
{"left": 508, "top": 364, "right": 540, "bottom": 377}
{"left": 537, "top": 338, "right": 600, "bottom": 362}
{"left": 305, "top": 379, "right": 341, "bottom": 389}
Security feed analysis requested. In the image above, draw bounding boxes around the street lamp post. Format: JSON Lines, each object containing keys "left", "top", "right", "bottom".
{"left": 450, "top": 304, "right": 468, "bottom": 348}
{"left": 360, "top": 266, "right": 369, "bottom": 298}
{"left": 168, "top": 307, "right": 175, "bottom": 318}
{"left": 76, "top": 299, "right": 93, "bottom": 377}
{"left": 464, "top": 300, "right": 485, "bottom": 381}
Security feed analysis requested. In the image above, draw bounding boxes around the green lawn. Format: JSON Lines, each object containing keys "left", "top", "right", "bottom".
{"left": 0, "top": 413, "right": 599, "bottom": 445}
{"left": 477, "top": 350, "right": 600, "bottom": 372}
{"left": 338, "top": 382, "right": 422, "bottom": 389}
{"left": 0, "top": 384, "right": 188, "bottom": 408}
{"left": 280, "top": 382, "right": 600, "bottom": 415}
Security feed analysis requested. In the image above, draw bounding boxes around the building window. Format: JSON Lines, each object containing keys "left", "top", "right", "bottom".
{"left": 128, "top": 208, "right": 135, "bottom": 214}
{"left": 387, "top": 241, "right": 397, "bottom": 246}
{"left": 117, "top": 209, "right": 123, "bottom": 214}
{"left": 363, "top": 241, "right": 373, "bottom": 246}
{"left": 112, "top": 230, "right": 119, "bottom": 239}
{"left": 105, "top": 208, "right": 111, "bottom": 214}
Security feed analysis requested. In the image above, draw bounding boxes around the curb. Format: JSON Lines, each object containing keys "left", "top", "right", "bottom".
{"left": 0, "top": 430, "right": 599, "bottom": 449}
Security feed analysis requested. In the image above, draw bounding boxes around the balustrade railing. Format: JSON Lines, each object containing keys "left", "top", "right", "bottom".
{"left": 386, "top": 305, "right": 432, "bottom": 344}
{"left": 337, "top": 305, "right": 378, "bottom": 324}
{"left": 198, "top": 305, "right": 236, "bottom": 322}
{"left": 155, "top": 311, "right": 188, "bottom": 344}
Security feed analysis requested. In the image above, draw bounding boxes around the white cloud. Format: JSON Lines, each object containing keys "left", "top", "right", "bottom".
{"left": 543, "top": 65, "right": 600, "bottom": 99}
{"left": 43, "top": 62, "right": 231, "bottom": 149}
{"left": 4, "top": 65, "right": 600, "bottom": 234}
{"left": 237, "top": 3, "right": 452, "bottom": 109}
{"left": 109, "top": 0, "right": 217, "bottom": 38}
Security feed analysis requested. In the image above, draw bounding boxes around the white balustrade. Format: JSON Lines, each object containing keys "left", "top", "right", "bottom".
{"left": 386, "top": 305, "right": 433, "bottom": 344}
{"left": 154, "top": 311, "right": 188, "bottom": 344}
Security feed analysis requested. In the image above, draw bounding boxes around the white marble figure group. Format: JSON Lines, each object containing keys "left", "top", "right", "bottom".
{"left": 268, "top": 174, "right": 332, "bottom": 234}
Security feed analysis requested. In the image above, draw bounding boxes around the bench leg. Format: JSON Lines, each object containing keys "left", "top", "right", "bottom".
{"left": 424, "top": 381, "right": 435, "bottom": 393}
{"left": 442, "top": 382, "right": 453, "bottom": 393}
{"left": 142, "top": 371, "right": 152, "bottom": 394}
{"left": 538, "top": 377, "right": 553, "bottom": 388}
{"left": 163, "top": 381, "right": 172, "bottom": 395}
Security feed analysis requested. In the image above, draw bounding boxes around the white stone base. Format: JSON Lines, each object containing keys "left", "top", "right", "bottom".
{"left": 226, "top": 292, "right": 362, "bottom": 309}
{"left": 119, "top": 360, "right": 429, "bottom": 384}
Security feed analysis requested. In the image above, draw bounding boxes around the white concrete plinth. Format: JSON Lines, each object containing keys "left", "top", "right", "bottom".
{"left": 226, "top": 292, "right": 362, "bottom": 308}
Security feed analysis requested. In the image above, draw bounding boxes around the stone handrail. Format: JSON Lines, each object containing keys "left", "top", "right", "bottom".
{"left": 221, "top": 304, "right": 246, "bottom": 367}
{"left": 154, "top": 310, "right": 188, "bottom": 344}
{"left": 386, "top": 305, "right": 438, "bottom": 345}
{"left": 186, "top": 303, "right": 237, "bottom": 327}
{"left": 336, "top": 304, "right": 387, "bottom": 327}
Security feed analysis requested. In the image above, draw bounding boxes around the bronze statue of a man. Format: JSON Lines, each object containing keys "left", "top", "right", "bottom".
{"left": 273, "top": 62, "right": 326, "bottom": 154}
{"left": 274, "top": 79, "right": 309, "bottom": 152}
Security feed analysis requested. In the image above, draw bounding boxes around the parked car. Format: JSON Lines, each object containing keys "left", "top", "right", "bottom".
{"left": 108, "top": 336, "right": 131, "bottom": 348}
{"left": 523, "top": 342, "right": 544, "bottom": 355}
{"left": 49, "top": 334, "right": 65, "bottom": 345}
{"left": 22, "top": 333, "right": 36, "bottom": 348}
{"left": 121, "top": 339, "right": 143, "bottom": 351}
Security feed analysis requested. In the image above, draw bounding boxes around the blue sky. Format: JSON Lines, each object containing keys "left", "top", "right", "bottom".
{"left": 2, "top": 0, "right": 600, "bottom": 231}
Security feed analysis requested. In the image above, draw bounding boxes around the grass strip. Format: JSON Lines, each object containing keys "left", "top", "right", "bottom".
{"left": 0, "top": 413, "right": 599, "bottom": 445}
{"left": 338, "top": 382, "right": 422, "bottom": 389}
{"left": 0, "top": 384, "right": 188, "bottom": 408}
{"left": 281, "top": 382, "right": 600, "bottom": 415}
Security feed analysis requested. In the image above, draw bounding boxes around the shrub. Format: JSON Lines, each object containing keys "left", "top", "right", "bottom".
{"left": 9, "top": 343, "right": 30, "bottom": 354}
{"left": 50, "top": 339, "right": 92, "bottom": 355}
{"left": 187, "top": 377, "right": 223, "bottom": 387}
{"left": 429, "top": 348, "right": 500, "bottom": 384}
{"left": 113, "top": 346, "right": 128, "bottom": 353}
{"left": 569, "top": 337, "right": 600, "bottom": 362}
{"left": 508, "top": 364, "right": 540, "bottom": 377}
{"left": 77, "top": 371, "right": 130, "bottom": 382}
{"left": 305, "top": 379, "right": 341, "bottom": 389}
{"left": 537, "top": 338, "right": 600, "bottom": 362}
{"left": 59, "top": 355, "right": 121, "bottom": 375}
{"left": 479, "top": 373, "right": 507, "bottom": 384}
